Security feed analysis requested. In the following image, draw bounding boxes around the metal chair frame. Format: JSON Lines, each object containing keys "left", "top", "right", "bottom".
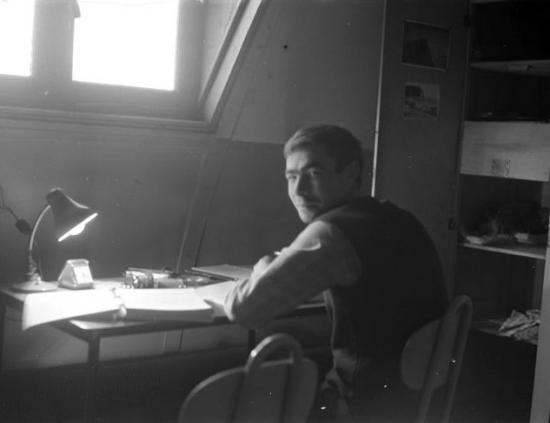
{"left": 178, "top": 333, "right": 318, "bottom": 423}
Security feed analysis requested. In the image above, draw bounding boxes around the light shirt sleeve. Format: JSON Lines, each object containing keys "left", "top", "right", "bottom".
{"left": 224, "top": 220, "right": 361, "bottom": 329}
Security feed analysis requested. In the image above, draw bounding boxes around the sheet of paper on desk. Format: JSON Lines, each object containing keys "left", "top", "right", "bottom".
{"left": 23, "top": 290, "right": 120, "bottom": 330}
{"left": 121, "top": 289, "right": 213, "bottom": 321}
{"left": 22, "top": 287, "right": 214, "bottom": 329}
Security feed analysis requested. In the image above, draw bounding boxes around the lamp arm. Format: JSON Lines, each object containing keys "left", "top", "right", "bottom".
{"left": 27, "top": 204, "right": 51, "bottom": 279}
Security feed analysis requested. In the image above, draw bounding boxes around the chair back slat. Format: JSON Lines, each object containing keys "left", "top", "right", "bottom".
{"left": 400, "top": 295, "right": 473, "bottom": 423}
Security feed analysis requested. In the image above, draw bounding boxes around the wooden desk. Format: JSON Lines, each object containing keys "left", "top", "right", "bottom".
{"left": 0, "top": 283, "right": 325, "bottom": 422}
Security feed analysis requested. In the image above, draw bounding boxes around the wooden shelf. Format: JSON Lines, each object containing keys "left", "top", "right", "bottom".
{"left": 471, "top": 60, "right": 550, "bottom": 77}
{"left": 472, "top": 318, "right": 537, "bottom": 345}
{"left": 460, "top": 121, "right": 550, "bottom": 181}
{"left": 460, "top": 242, "right": 547, "bottom": 260}
{"left": 472, "top": 318, "right": 505, "bottom": 336}
{"left": 462, "top": 2, "right": 550, "bottom": 419}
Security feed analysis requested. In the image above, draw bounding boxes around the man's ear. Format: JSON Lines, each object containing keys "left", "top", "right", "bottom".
{"left": 343, "top": 161, "right": 360, "bottom": 186}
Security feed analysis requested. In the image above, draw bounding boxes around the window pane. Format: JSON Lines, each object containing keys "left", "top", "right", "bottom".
{"left": 0, "top": 0, "right": 35, "bottom": 77}
{"left": 73, "top": 0, "right": 179, "bottom": 91}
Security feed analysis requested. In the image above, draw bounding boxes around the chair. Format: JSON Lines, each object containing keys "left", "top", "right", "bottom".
{"left": 400, "top": 294, "right": 473, "bottom": 423}
{"left": 178, "top": 333, "right": 318, "bottom": 423}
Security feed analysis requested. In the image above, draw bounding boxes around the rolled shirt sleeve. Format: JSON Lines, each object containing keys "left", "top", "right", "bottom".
{"left": 224, "top": 220, "right": 361, "bottom": 329}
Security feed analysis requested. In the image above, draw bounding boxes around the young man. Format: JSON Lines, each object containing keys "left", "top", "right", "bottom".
{"left": 224, "top": 125, "right": 448, "bottom": 420}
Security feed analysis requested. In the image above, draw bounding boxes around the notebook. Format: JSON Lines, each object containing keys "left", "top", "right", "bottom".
{"left": 191, "top": 264, "right": 252, "bottom": 281}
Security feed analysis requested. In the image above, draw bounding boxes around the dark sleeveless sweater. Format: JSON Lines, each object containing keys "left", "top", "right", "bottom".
{"left": 316, "top": 196, "right": 448, "bottom": 394}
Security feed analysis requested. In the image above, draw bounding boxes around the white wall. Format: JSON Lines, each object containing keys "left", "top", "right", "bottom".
{"left": 219, "top": 0, "right": 383, "bottom": 148}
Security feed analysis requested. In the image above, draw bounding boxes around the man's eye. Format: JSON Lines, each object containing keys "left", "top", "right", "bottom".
{"left": 308, "top": 169, "right": 323, "bottom": 178}
{"left": 286, "top": 174, "right": 297, "bottom": 181}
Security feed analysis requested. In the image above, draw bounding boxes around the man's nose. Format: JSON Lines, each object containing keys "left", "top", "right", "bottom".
{"left": 294, "top": 174, "right": 310, "bottom": 195}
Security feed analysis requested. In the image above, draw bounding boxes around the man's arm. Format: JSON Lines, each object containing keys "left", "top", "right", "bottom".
{"left": 224, "top": 220, "right": 361, "bottom": 329}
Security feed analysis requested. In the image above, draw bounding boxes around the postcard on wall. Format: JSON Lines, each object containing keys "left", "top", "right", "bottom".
{"left": 402, "top": 20, "right": 450, "bottom": 70}
{"left": 403, "top": 82, "right": 440, "bottom": 119}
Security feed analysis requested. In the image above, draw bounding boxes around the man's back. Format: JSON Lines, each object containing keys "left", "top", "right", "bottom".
{"left": 317, "top": 196, "right": 448, "bottom": 394}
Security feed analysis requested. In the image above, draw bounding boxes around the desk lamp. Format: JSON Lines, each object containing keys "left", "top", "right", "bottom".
{"left": 12, "top": 188, "right": 98, "bottom": 292}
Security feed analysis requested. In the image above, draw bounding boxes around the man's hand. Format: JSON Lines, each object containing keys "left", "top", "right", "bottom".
{"left": 251, "top": 254, "right": 277, "bottom": 279}
{"left": 203, "top": 299, "right": 227, "bottom": 317}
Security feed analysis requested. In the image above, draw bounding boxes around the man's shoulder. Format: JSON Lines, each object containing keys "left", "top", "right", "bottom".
{"left": 315, "top": 196, "right": 432, "bottom": 246}
{"left": 317, "top": 196, "right": 388, "bottom": 223}
{"left": 346, "top": 197, "right": 426, "bottom": 229}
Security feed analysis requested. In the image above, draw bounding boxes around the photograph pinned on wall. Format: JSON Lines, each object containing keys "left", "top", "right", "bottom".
{"left": 403, "top": 82, "right": 440, "bottom": 119}
{"left": 402, "top": 20, "right": 450, "bottom": 70}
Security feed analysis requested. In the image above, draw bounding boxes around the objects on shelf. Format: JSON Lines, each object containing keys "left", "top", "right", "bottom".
{"left": 498, "top": 309, "right": 540, "bottom": 345}
{"left": 461, "top": 201, "right": 548, "bottom": 247}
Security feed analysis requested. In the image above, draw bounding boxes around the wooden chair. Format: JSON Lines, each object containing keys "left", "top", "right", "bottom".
{"left": 400, "top": 294, "right": 473, "bottom": 423}
{"left": 177, "top": 333, "right": 318, "bottom": 423}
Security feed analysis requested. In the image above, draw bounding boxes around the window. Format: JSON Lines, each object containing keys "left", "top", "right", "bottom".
{"left": 0, "top": 0, "right": 203, "bottom": 120}
{"left": 73, "top": 0, "right": 179, "bottom": 90}
{"left": 0, "top": 0, "right": 35, "bottom": 77}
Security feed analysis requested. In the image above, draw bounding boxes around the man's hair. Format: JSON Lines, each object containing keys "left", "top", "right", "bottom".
{"left": 284, "top": 124, "right": 363, "bottom": 186}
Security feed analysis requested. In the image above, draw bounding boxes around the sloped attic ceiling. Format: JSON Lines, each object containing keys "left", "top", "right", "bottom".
{"left": 199, "top": 0, "right": 274, "bottom": 125}
{"left": 202, "top": 0, "right": 383, "bottom": 146}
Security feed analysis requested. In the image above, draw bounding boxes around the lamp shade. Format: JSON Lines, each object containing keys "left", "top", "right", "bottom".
{"left": 46, "top": 188, "right": 98, "bottom": 242}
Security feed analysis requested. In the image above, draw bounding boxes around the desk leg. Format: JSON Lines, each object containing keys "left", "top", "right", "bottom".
{"left": 84, "top": 334, "right": 100, "bottom": 423}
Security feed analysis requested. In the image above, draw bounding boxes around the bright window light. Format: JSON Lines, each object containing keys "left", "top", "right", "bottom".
{"left": 0, "top": 0, "right": 35, "bottom": 77}
{"left": 73, "top": 0, "right": 179, "bottom": 91}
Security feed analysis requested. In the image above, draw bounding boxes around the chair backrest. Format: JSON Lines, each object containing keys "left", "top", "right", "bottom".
{"left": 400, "top": 294, "right": 473, "bottom": 423}
{"left": 178, "top": 333, "right": 318, "bottom": 423}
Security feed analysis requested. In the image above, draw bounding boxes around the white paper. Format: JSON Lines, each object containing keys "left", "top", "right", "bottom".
{"left": 120, "top": 289, "right": 212, "bottom": 312}
{"left": 23, "top": 289, "right": 118, "bottom": 330}
{"left": 22, "top": 286, "right": 214, "bottom": 330}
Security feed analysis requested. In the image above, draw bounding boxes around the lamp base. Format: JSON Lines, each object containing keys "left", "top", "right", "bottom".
{"left": 12, "top": 280, "right": 58, "bottom": 292}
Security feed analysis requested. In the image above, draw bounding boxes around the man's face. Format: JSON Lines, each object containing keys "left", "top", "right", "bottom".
{"left": 285, "top": 146, "right": 358, "bottom": 223}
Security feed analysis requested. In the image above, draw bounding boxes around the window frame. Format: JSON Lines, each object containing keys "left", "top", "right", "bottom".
{"left": 0, "top": 0, "right": 204, "bottom": 121}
